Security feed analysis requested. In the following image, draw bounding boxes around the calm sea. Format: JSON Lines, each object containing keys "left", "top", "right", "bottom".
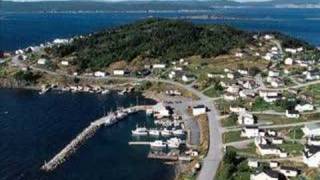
{"left": 1, "top": 8, "right": 320, "bottom": 51}
{"left": 0, "top": 89, "right": 175, "bottom": 180}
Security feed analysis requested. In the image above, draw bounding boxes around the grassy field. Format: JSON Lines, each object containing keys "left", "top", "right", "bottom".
{"left": 203, "top": 86, "right": 223, "bottom": 98}
{"left": 278, "top": 141, "right": 304, "bottom": 156}
{"left": 222, "top": 130, "right": 246, "bottom": 143}
{"left": 198, "top": 114, "right": 209, "bottom": 156}
{"left": 255, "top": 113, "right": 320, "bottom": 125}
{"left": 303, "top": 84, "right": 320, "bottom": 105}
{"left": 288, "top": 127, "right": 304, "bottom": 139}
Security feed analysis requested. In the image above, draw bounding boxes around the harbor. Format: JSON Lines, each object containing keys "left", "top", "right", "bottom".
{"left": 40, "top": 105, "right": 150, "bottom": 172}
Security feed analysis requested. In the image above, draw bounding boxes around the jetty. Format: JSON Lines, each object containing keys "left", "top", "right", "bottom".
{"left": 41, "top": 105, "right": 150, "bottom": 172}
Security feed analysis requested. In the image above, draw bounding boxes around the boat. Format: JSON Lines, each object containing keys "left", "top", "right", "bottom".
{"left": 132, "top": 126, "right": 148, "bottom": 136}
{"left": 150, "top": 140, "right": 166, "bottom": 148}
{"left": 149, "top": 129, "right": 160, "bottom": 136}
{"left": 161, "top": 128, "right": 171, "bottom": 136}
{"left": 172, "top": 129, "right": 185, "bottom": 136}
{"left": 101, "top": 89, "right": 110, "bottom": 94}
{"left": 167, "top": 137, "right": 182, "bottom": 149}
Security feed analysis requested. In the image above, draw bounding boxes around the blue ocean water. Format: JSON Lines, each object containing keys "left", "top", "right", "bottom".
{"left": 0, "top": 89, "right": 174, "bottom": 180}
{"left": 1, "top": 8, "right": 320, "bottom": 51}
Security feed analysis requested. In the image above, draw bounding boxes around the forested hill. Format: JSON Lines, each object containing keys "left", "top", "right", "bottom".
{"left": 51, "top": 18, "right": 253, "bottom": 70}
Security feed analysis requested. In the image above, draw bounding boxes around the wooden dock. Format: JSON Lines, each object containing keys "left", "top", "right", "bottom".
{"left": 41, "top": 105, "right": 150, "bottom": 172}
{"left": 128, "top": 141, "right": 151, "bottom": 145}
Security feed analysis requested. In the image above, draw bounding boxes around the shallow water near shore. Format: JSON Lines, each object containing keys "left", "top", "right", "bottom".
{"left": 0, "top": 88, "right": 175, "bottom": 180}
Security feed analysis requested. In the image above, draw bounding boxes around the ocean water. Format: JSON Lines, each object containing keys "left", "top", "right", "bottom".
{"left": 0, "top": 89, "right": 175, "bottom": 180}
{"left": 1, "top": 8, "right": 320, "bottom": 51}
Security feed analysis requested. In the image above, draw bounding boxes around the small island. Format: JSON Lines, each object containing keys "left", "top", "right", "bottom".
{"left": 1, "top": 18, "right": 320, "bottom": 180}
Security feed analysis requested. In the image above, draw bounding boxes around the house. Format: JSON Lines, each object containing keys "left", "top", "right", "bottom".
{"left": 226, "top": 85, "right": 240, "bottom": 94}
{"left": 37, "top": 58, "right": 47, "bottom": 65}
{"left": 239, "top": 89, "right": 256, "bottom": 99}
{"left": 223, "top": 93, "right": 238, "bottom": 101}
{"left": 256, "top": 144, "right": 287, "bottom": 157}
{"left": 113, "top": 69, "right": 125, "bottom": 76}
{"left": 285, "top": 109, "right": 300, "bottom": 119}
{"left": 268, "top": 70, "right": 280, "bottom": 77}
{"left": 284, "top": 58, "right": 293, "bottom": 65}
{"left": 308, "top": 137, "right": 320, "bottom": 146}
{"left": 264, "top": 34, "right": 274, "bottom": 40}
{"left": 285, "top": 48, "right": 298, "bottom": 54}
{"left": 303, "top": 145, "right": 320, "bottom": 167}
{"left": 248, "top": 159, "right": 259, "bottom": 168}
{"left": 182, "top": 75, "right": 196, "bottom": 82}
{"left": 192, "top": 105, "right": 206, "bottom": 116}
{"left": 238, "top": 111, "right": 256, "bottom": 125}
{"left": 279, "top": 166, "right": 298, "bottom": 177}
{"left": 269, "top": 161, "right": 279, "bottom": 168}
{"left": 94, "top": 71, "right": 106, "bottom": 77}
{"left": 241, "top": 126, "right": 259, "bottom": 138}
{"left": 306, "top": 70, "right": 320, "bottom": 81}
{"left": 238, "top": 69, "right": 248, "bottom": 76}
{"left": 295, "top": 104, "right": 314, "bottom": 112}
{"left": 302, "top": 123, "right": 320, "bottom": 137}
{"left": 250, "top": 169, "right": 281, "bottom": 180}
{"left": 270, "top": 78, "right": 284, "bottom": 88}
{"left": 169, "top": 71, "right": 176, "bottom": 79}
{"left": 227, "top": 73, "right": 235, "bottom": 79}
{"left": 152, "top": 64, "right": 166, "bottom": 69}
{"left": 229, "top": 106, "right": 246, "bottom": 114}
{"left": 271, "top": 137, "right": 283, "bottom": 145}
{"left": 61, "top": 61, "right": 69, "bottom": 66}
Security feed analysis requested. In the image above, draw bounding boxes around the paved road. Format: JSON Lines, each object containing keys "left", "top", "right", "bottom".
{"left": 29, "top": 65, "right": 223, "bottom": 180}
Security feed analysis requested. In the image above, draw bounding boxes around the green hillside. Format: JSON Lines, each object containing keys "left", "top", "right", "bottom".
{"left": 50, "top": 18, "right": 253, "bottom": 71}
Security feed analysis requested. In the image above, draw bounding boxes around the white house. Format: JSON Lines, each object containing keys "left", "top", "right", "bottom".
{"left": 192, "top": 105, "right": 206, "bottom": 116}
{"left": 241, "top": 126, "right": 259, "bottom": 138}
{"left": 238, "top": 111, "right": 255, "bottom": 125}
{"left": 248, "top": 159, "right": 259, "bottom": 168}
{"left": 94, "top": 71, "right": 106, "bottom": 77}
{"left": 235, "top": 52, "right": 244, "bottom": 58}
{"left": 238, "top": 69, "right": 248, "bottom": 76}
{"left": 250, "top": 169, "right": 280, "bottom": 180}
{"left": 152, "top": 64, "right": 166, "bottom": 69}
{"left": 227, "top": 73, "right": 235, "bottom": 79}
{"left": 279, "top": 166, "right": 298, "bottom": 177}
{"left": 61, "top": 61, "right": 69, "bottom": 66}
{"left": 285, "top": 48, "right": 297, "bottom": 54}
{"left": 264, "top": 34, "right": 274, "bottom": 40}
{"left": 223, "top": 93, "right": 238, "bottom": 101}
{"left": 269, "top": 161, "right": 279, "bottom": 168}
{"left": 182, "top": 75, "right": 196, "bottom": 82}
{"left": 226, "top": 85, "right": 240, "bottom": 94}
{"left": 295, "top": 104, "right": 314, "bottom": 112}
{"left": 229, "top": 106, "right": 246, "bottom": 114}
{"left": 302, "top": 123, "right": 320, "bottom": 137}
{"left": 256, "top": 144, "right": 287, "bottom": 157}
{"left": 308, "top": 137, "right": 320, "bottom": 146}
{"left": 285, "top": 109, "right": 300, "bottom": 119}
{"left": 306, "top": 70, "right": 320, "bottom": 81}
{"left": 37, "top": 58, "right": 47, "bottom": 65}
{"left": 113, "top": 69, "right": 125, "bottom": 76}
{"left": 271, "top": 137, "right": 283, "bottom": 145}
{"left": 284, "top": 58, "right": 293, "bottom": 65}
{"left": 303, "top": 145, "right": 320, "bottom": 167}
{"left": 268, "top": 70, "right": 280, "bottom": 77}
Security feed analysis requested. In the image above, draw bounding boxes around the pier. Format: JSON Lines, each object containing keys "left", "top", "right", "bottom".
{"left": 41, "top": 105, "right": 150, "bottom": 172}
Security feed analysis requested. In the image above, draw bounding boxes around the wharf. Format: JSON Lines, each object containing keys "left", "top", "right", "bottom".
{"left": 41, "top": 105, "right": 150, "bottom": 172}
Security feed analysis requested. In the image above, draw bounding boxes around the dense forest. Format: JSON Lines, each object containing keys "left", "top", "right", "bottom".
{"left": 51, "top": 18, "right": 253, "bottom": 71}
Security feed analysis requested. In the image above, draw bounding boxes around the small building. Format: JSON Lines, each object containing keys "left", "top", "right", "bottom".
{"left": 268, "top": 70, "right": 280, "bottom": 77}
{"left": 303, "top": 145, "right": 320, "bottom": 167}
{"left": 152, "top": 103, "right": 172, "bottom": 119}
{"left": 308, "top": 137, "right": 320, "bottom": 146}
{"left": 238, "top": 111, "right": 255, "bottom": 125}
{"left": 269, "top": 161, "right": 279, "bottom": 168}
{"left": 271, "top": 137, "right": 283, "bottom": 145}
{"left": 248, "top": 159, "right": 259, "bottom": 168}
{"left": 241, "top": 126, "right": 259, "bottom": 138}
{"left": 113, "top": 69, "right": 125, "bottom": 76}
{"left": 279, "top": 166, "right": 298, "bottom": 177}
{"left": 61, "top": 61, "right": 69, "bottom": 66}
{"left": 302, "top": 123, "right": 320, "bottom": 137}
{"left": 226, "top": 85, "right": 240, "bottom": 94}
{"left": 37, "top": 58, "right": 47, "bottom": 65}
{"left": 284, "top": 58, "right": 293, "bottom": 65}
{"left": 250, "top": 169, "right": 280, "bottom": 180}
{"left": 182, "top": 74, "right": 196, "bottom": 82}
{"left": 152, "top": 64, "right": 166, "bottom": 69}
{"left": 285, "top": 109, "right": 300, "bottom": 119}
{"left": 223, "top": 93, "right": 238, "bottom": 101}
{"left": 227, "top": 73, "right": 234, "bottom": 79}
{"left": 256, "top": 144, "right": 287, "bottom": 157}
{"left": 229, "top": 106, "right": 246, "bottom": 114}
{"left": 192, "top": 105, "right": 206, "bottom": 116}
{"left": 295, "top": 104, "right": 314, "bottom": 112}
{"left": 94, "top": 71, "right": 106, "bottom": 77}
